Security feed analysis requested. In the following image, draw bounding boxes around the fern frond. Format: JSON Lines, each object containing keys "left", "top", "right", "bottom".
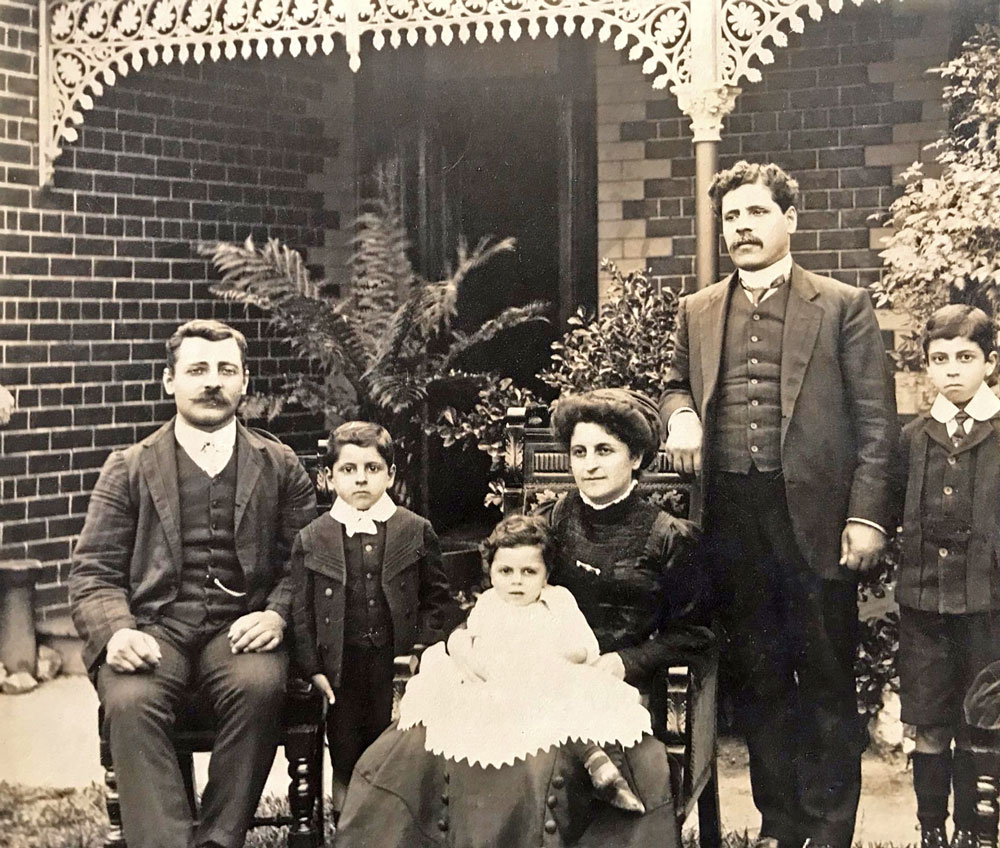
{"left": 442, "top": 301, "right": 551, "bottom": 368}
{"left": 416, "top": 236, "right": 518, "bottom": 337}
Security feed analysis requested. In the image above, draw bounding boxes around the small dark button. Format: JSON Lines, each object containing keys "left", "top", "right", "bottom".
{"left": 443, "top": 772, "right": 450, "bottom": 784}
{"left": 211, "top": 522, "right": 218, "bottom": 531}
{"left": 211, "top": 500, "right": 219, "bottom": 507}
{"left": 438, "top": 819, "right": 448, "bottom": 832}
{"left": 441, "top": 793, "right": 449, "bottom": 805}
{"left": 547, "top": 794, "right": 558, "bottom": 808}
{"left": 324, "top": 587, "right": 333, "bottom": 597}
{"left": 552, "top": 775, "right": 564, "bottom": 789}
{"left": 544, "top": 820, "right": 557, "bottom": 834}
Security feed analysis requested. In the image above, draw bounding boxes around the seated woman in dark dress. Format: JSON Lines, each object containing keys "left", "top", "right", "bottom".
{"left": 335, "top": 388, "right": 708, "bottom": 848}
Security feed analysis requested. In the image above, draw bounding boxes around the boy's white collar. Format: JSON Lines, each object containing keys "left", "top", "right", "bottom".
{"left": 930, "top": 382, "right": 1000, "bottom": 424}
{"left": 329, "top": 493, "right": 397, "bottom": 536}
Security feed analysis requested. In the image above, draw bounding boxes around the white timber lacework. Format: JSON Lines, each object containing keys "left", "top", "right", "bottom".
{"left": 38, "top": 0, "right": 894, "bottom": 185}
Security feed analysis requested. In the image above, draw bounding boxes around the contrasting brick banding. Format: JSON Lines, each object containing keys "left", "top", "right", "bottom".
{"left": 0, "top": 0, "right": 349, "bottom": 617}
{"left": 595, "top": 1, "right": 953, "bottom": 298}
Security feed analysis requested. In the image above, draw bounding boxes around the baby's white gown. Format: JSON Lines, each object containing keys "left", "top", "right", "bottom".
{"left": 398, "top": 584, "right": 652, "bottom": 768}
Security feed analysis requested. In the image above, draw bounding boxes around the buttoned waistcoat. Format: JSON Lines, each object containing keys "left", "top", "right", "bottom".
{"left": 69, "top": 418, "right": 318, "bottom": 671}
{"left": 660, "top": 264, "right": 899, "bottom": 580}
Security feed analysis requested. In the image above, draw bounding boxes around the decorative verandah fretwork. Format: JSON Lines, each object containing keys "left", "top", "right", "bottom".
{"left": 39, "top": 0, "right": 895, "bottom": 281}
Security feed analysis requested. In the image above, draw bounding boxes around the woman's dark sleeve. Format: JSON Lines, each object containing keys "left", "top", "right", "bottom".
{"left": 290, "top": 534, "right": 321, "bottom": 677}
{"left": 617, "top": 514, "right": 714, "bottom": 686}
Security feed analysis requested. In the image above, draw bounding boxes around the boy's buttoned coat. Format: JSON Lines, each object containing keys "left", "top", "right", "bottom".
{"left": 896, "top": 413, "right": 1000, "bottom": 612}
{"left": 70, "top": 419, "right": 318, "bottom": 671}
{"left": 290, "top": 509, "right": 453, "bottom": 684}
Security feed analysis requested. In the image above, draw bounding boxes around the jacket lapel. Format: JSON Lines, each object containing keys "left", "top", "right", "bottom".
{"left": 780, "top": 264, "right": 822, "bottom": 418}
{"left": 382, "top": 511, "right": 420, "bottom": 583}
{"left": 304, "top": 516, "right": 347, "bottom": 583}
{"left": 697, "top": 274, "right": 736, "bottom": 413}
{"left": 140, "top": 420, "right": 183, "bottom": 570}
{"left": 234, "top": 424, "right": 264, "bottom": 534}
{"left": 954, "top": 418, "right": 996, "bottom": 454}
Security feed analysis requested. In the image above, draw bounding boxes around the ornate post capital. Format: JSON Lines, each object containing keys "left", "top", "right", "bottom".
{"left": 673, "top": 83, "right": 741, "bottom": 143}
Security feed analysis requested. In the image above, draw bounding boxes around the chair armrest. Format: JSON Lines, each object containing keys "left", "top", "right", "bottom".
{"left": 391, "top": 645, "right": 429, "bottom": 720}
{"left": 646, "top": 638, "right": 719, "bottom": 816}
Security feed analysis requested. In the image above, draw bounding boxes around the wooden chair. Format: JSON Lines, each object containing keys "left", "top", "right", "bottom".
{"left": 98, "top": 678, "right": 326, "bottom": 848}
{"left": 964, "top": 661, "right": 1000, "bottom": 848}
{"left": 501, "top": 405, "right": 722, "bottom": 848}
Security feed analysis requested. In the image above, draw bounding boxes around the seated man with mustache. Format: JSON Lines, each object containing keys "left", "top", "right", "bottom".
{"left": 70, "top": 319, "right": 317, "bottom": 848}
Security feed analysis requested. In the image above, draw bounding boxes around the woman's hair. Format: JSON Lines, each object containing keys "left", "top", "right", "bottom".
{"left": 479, "top": 514, "right": 555, "bottom": 576}
{"left": 921, "top": 303, "right": 996, "bottom": 358}
{"left": 324, "top": 420, "right": 395, "bottom": 468}
{"left": 550, "top": 388, "right": 662, "bottom": 470}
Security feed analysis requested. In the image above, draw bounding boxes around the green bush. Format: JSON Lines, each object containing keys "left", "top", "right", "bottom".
{"left": 874, "top": 25, "right": 1000, "bottom": 365}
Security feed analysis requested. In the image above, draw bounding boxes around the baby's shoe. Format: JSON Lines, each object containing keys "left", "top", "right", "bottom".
{"left": 608, "top": 777, "right": 646, "bottom": 814}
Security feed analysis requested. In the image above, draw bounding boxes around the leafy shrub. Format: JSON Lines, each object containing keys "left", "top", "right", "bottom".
{"left": 874, "top": 25, "right": 1000, "bottom": 349}
{"left": 436, "top": 260, "right": 679, "bottom": 505}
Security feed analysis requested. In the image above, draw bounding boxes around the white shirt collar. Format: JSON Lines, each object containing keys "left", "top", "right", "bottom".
{"left": 739, "top": 253, "right": 793, "bottom": 290}
{"left": 579, "top": 479, "right": 637, "bottom": 511}
{"left": 929, "top": 382, "right": 1000, "bottom": 434}
{"left": 173, "top": 416, "right": 237, "bottom": 476}
{"left": 329, "top": 492, "right": 397, "bottom": 536}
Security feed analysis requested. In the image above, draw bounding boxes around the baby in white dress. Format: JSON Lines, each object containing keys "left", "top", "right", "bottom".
{"left": 398, "top": 514, "right": 651, "bottom": 813}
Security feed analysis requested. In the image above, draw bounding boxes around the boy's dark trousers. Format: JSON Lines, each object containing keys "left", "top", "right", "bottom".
{"left": 327, "top": 643, "right": 397, "bottom": 784}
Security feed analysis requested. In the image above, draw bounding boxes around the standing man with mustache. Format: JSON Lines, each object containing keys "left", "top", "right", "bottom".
{"left": 660, "top": 162, "right": 898, "bottom": 848}
{"left": 70, "top": 319, "right": 317, "bottom": 848}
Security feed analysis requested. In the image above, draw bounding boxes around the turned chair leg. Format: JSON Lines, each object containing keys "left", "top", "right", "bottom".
{"left": 285, "top": 723, "right": 323, "bottom": 848}
{"left": 975, "top": 759, "right": 1000, "bottom": 848}
{"left": 102, "top": 757, "right": 127, "bottom": 848}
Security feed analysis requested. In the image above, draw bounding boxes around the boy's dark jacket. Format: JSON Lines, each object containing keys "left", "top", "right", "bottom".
{"left": 895, "top": 412, "right": 1000, "bottom": 613}
{"left": 290, "top": 506, "right": 454, "bottom": 684}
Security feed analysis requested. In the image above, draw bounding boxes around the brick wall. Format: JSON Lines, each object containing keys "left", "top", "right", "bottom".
{"left": 0, "top": 0, "right": 352, "bottom": 618}
{"left": 595, "top": 0, "right": 955, "bottom": 298}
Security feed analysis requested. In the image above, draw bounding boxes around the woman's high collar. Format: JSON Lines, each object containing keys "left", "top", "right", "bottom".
{"left": 576, "top": 484, "right": 643, "bottom": 525}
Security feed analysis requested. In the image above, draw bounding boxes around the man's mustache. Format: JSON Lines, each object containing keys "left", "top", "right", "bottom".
{"left": 732, "top": 237, "right": 762, "bottom": 248}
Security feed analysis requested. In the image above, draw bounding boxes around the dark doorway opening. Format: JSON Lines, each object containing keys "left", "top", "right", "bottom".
{"left": 356, "top": 39, "right": 597, "bottom": 532}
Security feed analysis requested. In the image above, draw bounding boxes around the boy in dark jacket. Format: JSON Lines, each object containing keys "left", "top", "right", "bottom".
{"left": 290, "top": 421, "right": 454, "bottom": 801}
{"left": 896, "top": 305, "right": 1000, "bottom": 848}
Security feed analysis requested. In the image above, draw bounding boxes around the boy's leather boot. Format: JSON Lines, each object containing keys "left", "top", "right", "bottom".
{"left": 913, "top": 751, "right": 952, "bottom": 848}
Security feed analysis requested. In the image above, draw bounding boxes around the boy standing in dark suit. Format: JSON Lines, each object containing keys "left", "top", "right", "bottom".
{"left": 290, "top": 421, "right": 454, "bottom": 803}
{"left": 897, "top": 305, "right": 1000, "bottom": 848}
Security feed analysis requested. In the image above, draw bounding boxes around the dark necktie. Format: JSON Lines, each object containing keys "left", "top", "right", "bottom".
{"left": 952, "top": 409, "right": 971, "bottom": 447}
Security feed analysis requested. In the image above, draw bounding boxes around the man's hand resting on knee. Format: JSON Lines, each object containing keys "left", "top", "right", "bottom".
{"left": 228, "top": 610, "right": 286, "bottom": 653}
{"left": 106, "top": 628, "right": 162, "bottom": 673}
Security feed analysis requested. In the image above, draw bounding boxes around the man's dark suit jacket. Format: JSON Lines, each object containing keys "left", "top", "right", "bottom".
{"left": 70, "top": 418, "right": 318, "bottom": 671}
{"left": 660, "top": 263, "right": 899, "bottom": 581}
